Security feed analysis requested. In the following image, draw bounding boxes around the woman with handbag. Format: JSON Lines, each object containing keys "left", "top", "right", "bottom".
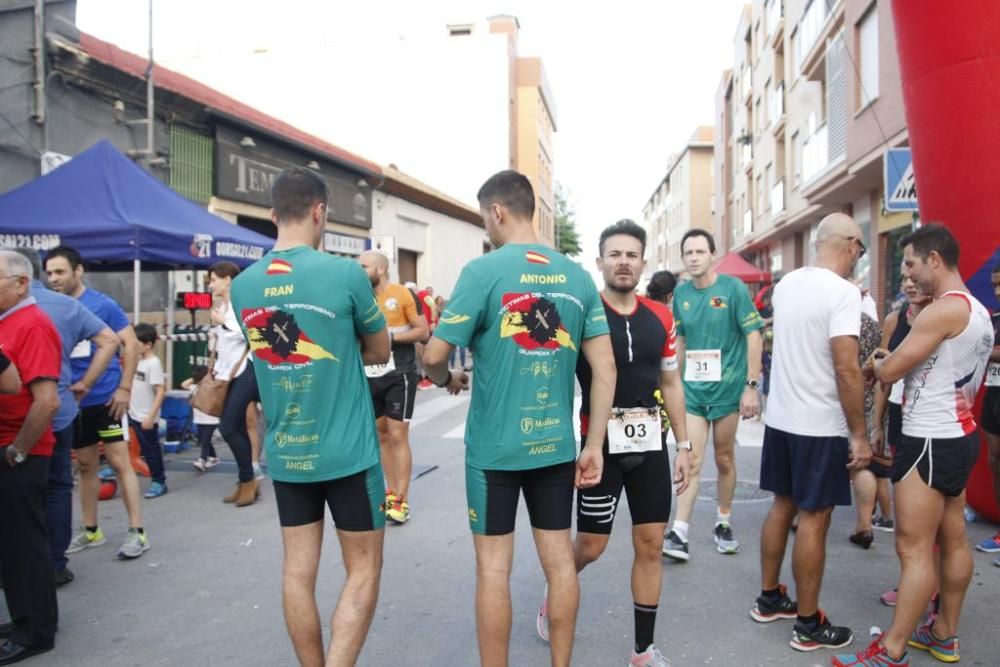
{"left": 204, "top": 261, "right": 260, "bottom": 506}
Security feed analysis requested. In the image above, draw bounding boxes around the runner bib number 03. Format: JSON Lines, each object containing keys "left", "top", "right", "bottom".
{"left": 685, "top": 349, "right": 722, "bottom": 382}
{"left": 607, "top": 408, "right": 661, "bottom": 455}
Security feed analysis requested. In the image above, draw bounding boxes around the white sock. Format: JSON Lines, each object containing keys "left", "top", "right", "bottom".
{"left": 716, "top": 511, "right": 731, "bottom": 526}
{"left": 672, "top": 520, "right": 689, "bottom": 542}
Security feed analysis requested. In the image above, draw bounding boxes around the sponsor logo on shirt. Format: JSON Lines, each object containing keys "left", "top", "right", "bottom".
{"left": 243, "top": 308, "right": 338, "bottom": 365}
{"left": 439, "top": 311, "right": 471, "bottom": 325}
{"left": 266, "top": 259, "right": 293, "bottom": 275}
{"left": 525, "top": 251, "right": 550, "bottom": 265}
{"left": 710, "top": 296, "right": 727, "bottom": 309}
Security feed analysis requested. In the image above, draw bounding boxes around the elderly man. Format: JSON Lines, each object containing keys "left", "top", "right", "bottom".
{"left": 0, "top": 250, "right": 61, "bottom": 665}
{"left": 751, "top": 213, "right": 871, "bottom": 652}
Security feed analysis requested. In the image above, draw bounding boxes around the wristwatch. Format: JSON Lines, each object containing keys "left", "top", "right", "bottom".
{"left": 746, "top": 379, "right": 759, "bottom": 390}
{"left": 7, "top": 446, "right": 26, "bottom": 465}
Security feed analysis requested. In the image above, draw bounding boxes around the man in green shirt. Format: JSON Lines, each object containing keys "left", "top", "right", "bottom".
{"left": 423, "top": 170, "right": 616, "bottom": 667}
{"left": 230, "top": 167, "right": 390, "bottom": 666}
{"left": 662, "top": 229, "right": 763, "bottom": 561}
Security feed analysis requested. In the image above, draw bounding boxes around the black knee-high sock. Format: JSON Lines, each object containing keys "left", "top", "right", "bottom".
{"left": 634, "top": 602, "right": 658, "bottom": 653}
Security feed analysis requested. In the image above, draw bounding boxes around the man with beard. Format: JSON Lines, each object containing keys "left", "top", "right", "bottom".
{"left": 536, "top": 219, "right": 690, "bottom": 666}
{"left": 662, "top": 229, "right": 763, "bottom": 560}
{"left": 358, "top": 251, "right": 429, "bottom": 524}
{"left": 230, "top": 167, "right": 390, "bottom": 666}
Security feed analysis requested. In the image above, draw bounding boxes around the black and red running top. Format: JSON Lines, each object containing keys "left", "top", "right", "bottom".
{"left": 577, "top": 295, "right": 677, "bottom": 436}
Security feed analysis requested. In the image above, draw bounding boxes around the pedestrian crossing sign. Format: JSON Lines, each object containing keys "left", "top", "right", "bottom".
{"left": 884, "top": 148, "right": 918, "bottom": 212}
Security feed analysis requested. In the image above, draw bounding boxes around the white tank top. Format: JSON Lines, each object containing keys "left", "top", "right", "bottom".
{"left": 902, "top": 291, "right": 993, "bottom": 438}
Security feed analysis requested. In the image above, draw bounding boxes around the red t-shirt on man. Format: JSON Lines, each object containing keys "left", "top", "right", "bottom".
{"left": 417, "top": 290, "right": 436, "bottom": 327}
{"left": 0, "top": 302, "right": 61, "bottom": 457}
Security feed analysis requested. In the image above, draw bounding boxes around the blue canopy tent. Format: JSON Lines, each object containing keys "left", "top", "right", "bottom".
{"left": 0, "top": 139, "right": 275, "bottom": 381}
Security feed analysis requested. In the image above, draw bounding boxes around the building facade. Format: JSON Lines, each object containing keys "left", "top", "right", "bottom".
{"left": 713, "top": 0, "right": 915, "bottom": 313}
{"left": 642, "top": 127, "right": 715, "bottom": 276}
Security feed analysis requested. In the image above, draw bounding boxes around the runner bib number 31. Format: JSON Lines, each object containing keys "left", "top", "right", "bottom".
{"left": 607, "top": 408, "right": 661, "bottom": 455}
{"left": 685, "top": 349, "right": 722, "bottom": 383}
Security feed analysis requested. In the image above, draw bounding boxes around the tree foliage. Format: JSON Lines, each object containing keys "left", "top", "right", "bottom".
{"left": 554, "top": 182, "right": 581, "bottom": 257}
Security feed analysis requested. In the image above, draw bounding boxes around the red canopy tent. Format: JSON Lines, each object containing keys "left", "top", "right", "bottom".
{"left": 714, "top": 252, "right": 771, "bottom": 284}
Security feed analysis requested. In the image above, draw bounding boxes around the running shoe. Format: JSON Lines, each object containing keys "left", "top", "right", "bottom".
{"left": 117, "top": 529, "right": 150, "bottom": 559}
{"left": 849, "top": 530, "right": 874, "bottom": 549}
{"left": 908, "top": 622, "right": 958, "bottom": 662}
{"left": 994, "top": 556, "right": 1000, "bottom": 568}
{"left": 205, "top": 456, "right": 220, "bottom": 469}
{"left": 872, "top": 516, "right": 895, "bottom": 532}
{"left": 537, "top": 585, "right": 549, "bottom": 642}
{"left": 662, "top": 530, "right": 689, "bottom": 562}
{"left": 751, "top": 584, "right": 798, "bottom": 623}
{"left": 790, "top": 611, "right": 853, "bottom": 651}
{"left": 417, "top": 378, "right": 433, "bottom": 390}
{"left": 384, "top": 491, "right": 397, "bottom": 514}
{"left": 714, "top": 522, "right": 740, "bottom": 554}
{"left": 629, "top": 644, "right": 672, "bottom": 666}
{"left": 386, "top": 499, "right": 410, "bottom": 524}
{"left": 879, "top": 589, "right": 897, "bottom": 606}
{"left": 974, "top": 532, "right": 1000, "bottom": 553}
{"left": 192, "top": 458, "right": 207, "bottom": 471}
{"left": 253, "top": 463, "right": 265, "bottom": 480}
{"left": 98, "top": 465, "right": 116, "bottom": 481}
{"left": 65, "top": 527, "right": 106, "bottom": 554}
{"left": 832, "top": 638, "right": 909, "bottom": 666}
{"left": 144, "top": 481, "right": 167, "bottom": 499}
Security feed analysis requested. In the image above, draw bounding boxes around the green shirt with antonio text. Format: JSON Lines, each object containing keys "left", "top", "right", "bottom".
{"left": 434, "top": 243, "right": 609, "bottom": 471}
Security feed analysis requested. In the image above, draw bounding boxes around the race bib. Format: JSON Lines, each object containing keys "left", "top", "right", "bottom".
{"left": 70, "top": 340, "right": 91, "bottom": 359}
{"left": 607, "top": 408, "right": 661, "bottom": 455}
{"left": 685, "top": 349, "right": 722, "bottom": 383}
{"left": 364, "top": 352, "right": 396, "bottom": 378}
{"left": 987, "top": 362, "right": 1000, "bottom": 388}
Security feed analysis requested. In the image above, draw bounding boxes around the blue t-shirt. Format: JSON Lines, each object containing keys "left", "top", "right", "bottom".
{"left": 73, "top": 288, "right": 129, "bottom": 407}
{"left": 32, "top": 281, "right": 108, "bottom": 429}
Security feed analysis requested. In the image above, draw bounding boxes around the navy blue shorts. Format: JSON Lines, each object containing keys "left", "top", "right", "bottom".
{"left": 760, "top": 426, "right": 851, "bottom": 510}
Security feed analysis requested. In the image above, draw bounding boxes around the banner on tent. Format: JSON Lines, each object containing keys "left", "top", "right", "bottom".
{"left": 0, "top": 233, "right": 62, "bottom": 250}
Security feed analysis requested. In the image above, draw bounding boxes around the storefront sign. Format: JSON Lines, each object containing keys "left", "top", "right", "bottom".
{"left": 215, "top": 125, "right": 372, "bottom": 229}
{"left": 323, "top": 232, "right": 368, "bottom": 256}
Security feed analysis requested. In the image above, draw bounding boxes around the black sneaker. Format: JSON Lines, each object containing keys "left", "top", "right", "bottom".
{"left": 714, "top": 522, "right": 740, "bottom": 554}
{"left": 53, "top": 567, "right": 74, "bottom": 587}
{"left": 872, "top": 516, "right": 895, "bottom": 532}
{"left": 662, "top": 529, "right": 689, "bottom": 561}
{"left": 790, "top": 611, "right": 853, "bottom": 651}
{"left": 751, "top": 584, "right": 798, "bottom": 623}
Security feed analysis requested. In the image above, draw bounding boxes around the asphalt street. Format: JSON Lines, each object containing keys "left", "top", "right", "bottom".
{"left": 6, "top": 388, "right": 999, "bottom": 666}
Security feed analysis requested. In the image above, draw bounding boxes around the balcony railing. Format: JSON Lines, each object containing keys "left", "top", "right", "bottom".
{"left": 802, "top": 124, "right": 828, "bottom": 184}
{"left": 771, "top": 179, "right": 785, "bottom": 215}
{"left": 766, "top": 0, "right": 783, "bottom": 39}
{"left": 770, "top": 82, "right": 784, "bottom": 122}
{"left": 797, "top": 0, "right": 832, "bottom": 70}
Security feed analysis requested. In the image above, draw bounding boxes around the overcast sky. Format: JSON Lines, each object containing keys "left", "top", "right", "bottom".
{"left": 77, "top": 0, "right": 747, "bottom": 269}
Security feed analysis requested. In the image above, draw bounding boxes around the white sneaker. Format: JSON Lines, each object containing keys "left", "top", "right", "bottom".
{"left": 192, "top": 458, "right": 207, "bottom": 472}
{"left": 536, "top": 584, "right": 549, "bottom": 642}
{"left": 629, "top": 644, "right": 671, "bottom": 667}
{"left": 205, "top": 456, "right": 221, "bottom": 469}
{"left": 253, "top": 463, "right": 265, "bottom": 479}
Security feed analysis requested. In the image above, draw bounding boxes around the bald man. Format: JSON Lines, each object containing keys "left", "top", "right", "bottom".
{"left": 358, "top": 252, "right": 429, "bottom": 524}
{"left": 751, "top": 213, "right": 871, "bottom": 653}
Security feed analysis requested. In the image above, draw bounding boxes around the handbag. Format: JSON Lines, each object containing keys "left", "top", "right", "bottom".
{"left": 191, "top": 341, "right": 249, "bottom": 418}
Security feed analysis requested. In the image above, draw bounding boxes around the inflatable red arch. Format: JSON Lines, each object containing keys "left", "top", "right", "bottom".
{"left": 892, "top": 0, "right": 1000, "bottom": 522}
